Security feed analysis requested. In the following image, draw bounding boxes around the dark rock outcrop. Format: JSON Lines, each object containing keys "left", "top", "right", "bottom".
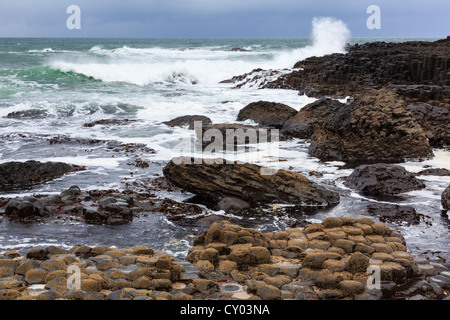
{"left": 1, "top": 186, "right": 133, "bottom": 225}
{"left": 0, "top": 161, "right": 76, "bottom": 191}
{"left": 416, "top": 168, "right": 450, "bottom": 176}
{"left": 281, "top": 98, "right": 345, "bottom": 139}
{"left": 236, "top": 101, "right": 297, "bottom": 128}
{"left": 163, "top": 157, "right": 340, "bottom": 207}
{"left": 367, "top": 203, "right": 420, "bottom": 225}
{"left": 308, "top": 88, "right": 433, "bottom": 163}
{"left": 5, "top": 109, "right": 47, "bottom": 119}
{"left": 83, "top": 119, "right": 137, "bottom": 128}
{"left": 406, "top": 104, "right": 450, "bottom": 148}
{"left": 197, "top": 123, "right": 279, "bottom": 151}
{"left": 265, "top": 37, "right": 450, "bottom": 108}
{"left": 345, "top": 164, "right": 426, "bottom": 197}
{"left": 163, "top": 115, "right": 212, "bottom": 130}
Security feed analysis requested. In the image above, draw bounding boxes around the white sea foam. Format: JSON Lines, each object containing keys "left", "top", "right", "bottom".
{"left": 48, "top": 17, "right": 351, "bottom": 86}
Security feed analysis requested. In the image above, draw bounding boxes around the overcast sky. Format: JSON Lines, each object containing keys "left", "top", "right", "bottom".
{"left": 0, "top": 0, "right": 448, "bottom": 38}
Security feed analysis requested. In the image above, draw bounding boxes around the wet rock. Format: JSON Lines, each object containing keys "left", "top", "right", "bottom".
{"left": 163, "top": 157, "right": 340, "bottom": 207}
{"left": 4, "top": 200, "right": 44, "bottom": 220}
{"left": 308, "top": 88, "right": 433, "bottom": 163}
{"left": 0, "top": 160, "right": 74, "bottom": 191}
{"left": 345, "top": 164, "right": 426, "bottom": 197}
{"left": 216, "top": 197, "right": 250, "bottom": 213}
{"left": 416, "top": 168, "right": 450, "bottom": 176}
{"left": 367, "top": 203, "right": 420, "bottom": 225}
{"left": 197, "top": 123, "right": 279, "bottom": 150}
{"left": 83, "top": 119, "right": 137, "bottom": 128}
{"left": 150, "top": 198, "right": 204, "bottom": 222}
{"left": 236, "top": 101, "right": 297, "bottom": 128}
{"left": 60, "top": 186, "right": 83, "bottom": 205}
{"left": 442, "top": 184, "right": 450, "bottom": 211}
{"left": 6, "top": 109, "right": 48, "bottom": 119}
{"left": 163, "top": 115, "right": 212, "bottom": 130}
{"left": 84, "top": 197, "right": 133, "bottom": 225}
{"left": 281, "top": 98, "right": 344, "bottom": 139}
{"left": 406, "top": 104, "right": 450, "bottom": 148}
{"left": 231, "top": 48, "right": 250, "bottom": 52}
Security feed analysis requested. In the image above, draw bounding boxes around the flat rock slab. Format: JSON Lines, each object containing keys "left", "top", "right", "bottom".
{"left": 163, "top": 157, "right": 340, "bottom": 207}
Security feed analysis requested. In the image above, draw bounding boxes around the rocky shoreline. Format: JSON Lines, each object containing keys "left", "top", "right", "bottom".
{"left": 0, "top": 217, "right": 448, "bottom": 300}
{"left": 0, "top": 37, "right": 449, "bottom": 300}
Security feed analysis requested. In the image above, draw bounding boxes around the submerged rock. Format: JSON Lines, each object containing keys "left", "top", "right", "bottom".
{"left": 308, "top": 88, "right": 433, "bottom": 163}
{"left": 0, "top": 161, "right": 76, "bottom": 191}
{"left": 163, "top": 157, "right": 340, "bottom": 207}
{"left": 236, "top": 101, "right": 297, "bottom": 128}
{"left": 345, "top": 163, "right": 426, "bottom": 197}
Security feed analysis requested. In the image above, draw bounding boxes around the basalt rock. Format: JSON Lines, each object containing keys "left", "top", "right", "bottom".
{"left": 281, "top": 98, "right": 346, "bottom": 139}
{"left": 308, "top": 88, "right": 433, "bottom": 163}
{"left": 236, "top": 101, "right": 298, "bottom": 128}
{"left": 366, "top": 203, "right": 420, "bottom": 225}
{"left": 345, "top": 164, "right": 426, "bottom": 197}
{"left": 163, "top": 157, "right": 340, "bottom": 207}
{"left": 0, "top": 161, "right": 75, "bottom": 191}
{"left": 265, "top": 37, "right": 450, "bottom": 108}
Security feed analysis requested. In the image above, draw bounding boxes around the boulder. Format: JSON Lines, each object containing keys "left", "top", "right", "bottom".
{"left": 281, "top": 98, "right": 345, "bottom": 139}
{"left": 308, "top": 88, "right": 433, "bottom": 163}
{"left": 442, "top": 185, "right": 450, "bottom": 211}
{"left": 345, "top": 163, "right": 426, "bottom": 197}
{"left": 236, "top": 101, "right": 297, "bottom": 128}
{"left": 367, "top": 203, "right": 420, "bottom": 225}
{"left": 197, "top": 123, "right": 279, "bottom": 151}
{"left": 163, "top": 157, "right": 340, "bottom": 207}
{"left": 0, "top": 161, "right": 74, "bottom": 190}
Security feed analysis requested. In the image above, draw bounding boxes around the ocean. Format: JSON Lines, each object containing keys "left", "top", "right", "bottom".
{"left": 0, "top": 33, "right": 448, "bottom": 260}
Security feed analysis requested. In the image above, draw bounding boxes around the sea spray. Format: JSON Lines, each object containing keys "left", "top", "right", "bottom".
{"left": 273, "top": 17, "right": 351, "bottom": 68}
